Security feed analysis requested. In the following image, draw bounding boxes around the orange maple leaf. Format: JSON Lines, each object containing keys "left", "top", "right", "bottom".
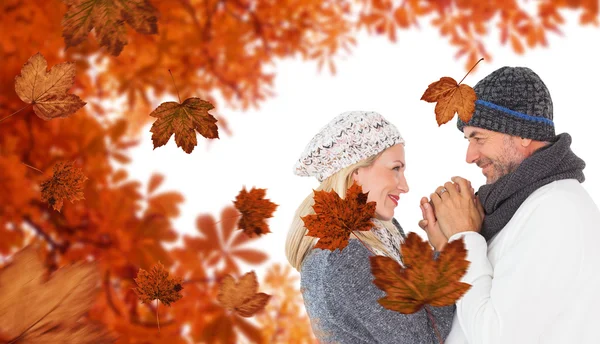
{"left": 61, "top": 0, "right": 159, "bottom": 56}
{"left": 420, "top": 58, "right": 483, "bottom": 126}
{"left": 233, "top": 187, "right": 278, "bottom": 237}
{"left": 420, "top": 76, "right": 476, "bottom": 126}
{"left": 14, "top": 52, "right": 86, "bottom": 120}
{"left": 40, "top": 161, "right": 88, "bottom": 212}
{"left": 301, "top": 181, "right": 376, "bottom": 251}
{"left": 370, "top": 232, "right": 471, "bottom": 314}
{"left": 0, "top": 246, "right": 113, "bottom": 343}
{"left": 133, "top": 261, "right": 183, "bottom": 332}
{"left": 217, "top": 271, "right": 271, "bottom": 317}
{"left": 133, "top": 261, "right": 183, "bottom": 307}
{"left": 149, "top": 97, "right": 219, "bottom": 154}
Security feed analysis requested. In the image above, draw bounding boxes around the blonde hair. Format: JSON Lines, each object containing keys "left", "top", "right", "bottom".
{"left": 286, "top": 150, "right": 401, "bottom": 272}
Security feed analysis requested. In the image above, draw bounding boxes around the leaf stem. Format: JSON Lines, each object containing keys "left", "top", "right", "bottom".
{"left": 168, "top": 69, "right": 182, "bottom": 103}
{"left": 156, "top": 299, "right": 160, "bottom": 332}
{"left": 22, "top": 162, "right": 43, "bottom": 174}
{"left": 425, "top": 305, "right": 443, "bottom": 344}
{"left": 458, "top": 57, "right": 484, "bottom": 85}
{"left": 351, "top": 231, "right": 377, "bottom": 256}
{"left": 211, "top": 213, "right": 242, "bottom": 227}
{"left": 0, "top": 104, "right": 31, "bottom": 123}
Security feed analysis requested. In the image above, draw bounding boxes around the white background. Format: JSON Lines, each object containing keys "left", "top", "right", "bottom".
{"left": 126, "top": 14, "right": 600, "bottom": 282}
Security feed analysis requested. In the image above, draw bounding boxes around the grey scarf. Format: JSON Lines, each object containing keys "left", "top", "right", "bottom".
{"left": 477, "top": 133, "right": 585, "bottom": 242}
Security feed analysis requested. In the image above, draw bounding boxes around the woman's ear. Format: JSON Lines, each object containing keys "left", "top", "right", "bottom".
{"left": 351, "top": 169, "right": 360, "bottom": 183}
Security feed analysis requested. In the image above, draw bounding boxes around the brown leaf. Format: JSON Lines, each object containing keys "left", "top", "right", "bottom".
{"left": 62, "top": 0, "right": 159, "bottom": 56}
{"left": 301, "top": 181, "right": 376, "bottom": 251}
{"left": 149, "top": 98, "right": 219, "bottom": 154}
{"left": 370, "top": 232, "right": 471, "bottom": 314}
{"left": 233, "top": 187, "right": 278, "bottom": 237}
{"left": 0, "top": 246, "right": 113, "bottom": 343}
{"left": 14, "top": 53, "right": 86, "bottom": 120}
{"left": 133, "top": 261, "right": 183, "bottom": 306}
{"left": 217, "top": 271, "right": 271, "bottom": 317}
{"left": 420, "top": 76, "right": 477, "bottom": 125}
{"left": 40, "top": 161, "right": 88, "bottom": 212}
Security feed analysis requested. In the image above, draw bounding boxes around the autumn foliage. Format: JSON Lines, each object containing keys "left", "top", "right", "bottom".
{"left": 1, "top": 0, "right": 597, "bottom": 342}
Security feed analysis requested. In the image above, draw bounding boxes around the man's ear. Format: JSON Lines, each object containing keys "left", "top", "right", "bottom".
{"left": 520, "top": 137, "right": 533, "bottom": 147}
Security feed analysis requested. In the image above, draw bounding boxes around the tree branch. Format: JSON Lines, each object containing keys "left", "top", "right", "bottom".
{"left": 23, "top": 215, "right": 67, "bottom": 253}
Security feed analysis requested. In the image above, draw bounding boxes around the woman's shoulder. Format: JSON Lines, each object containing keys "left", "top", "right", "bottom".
{"left": 301, "top": 239, "right": 371, "bottom": 275}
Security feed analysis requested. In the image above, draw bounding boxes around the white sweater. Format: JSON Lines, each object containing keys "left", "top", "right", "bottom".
{"left": 446, "top": 179, "right": 600, "bottom": 344}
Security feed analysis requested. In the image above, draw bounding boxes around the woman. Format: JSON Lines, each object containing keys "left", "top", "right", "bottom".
{"left": 286, "top": 111, "right": 455, "bottom": 343}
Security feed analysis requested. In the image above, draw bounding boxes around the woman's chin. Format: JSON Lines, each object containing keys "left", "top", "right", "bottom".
{"left": 375, "top": 212, "right": 393, "bottom": 222}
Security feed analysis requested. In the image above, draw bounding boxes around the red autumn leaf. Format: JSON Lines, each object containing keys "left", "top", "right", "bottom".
{"left": 301, "top": 181, "right": 376, "bottom": 251}
{"left": 61, "top": 0, "right": 159, "bottom": 56}
{"left": 149, "top": 97, "right": 219, "bottom": 154}
{"left": 233, "top": 186, "right": 278, "bottom": 237}
{"left": 217, "top": 271, "right": 271, "bottom": 317}
{"left": 14, "top": 52, "right": 86, "bottom": 120}
{"left": 370, "top": 232, "right": 471, "bottom": 314}
{"left": 40, "top": 161, "right": 88, "bottom": 212}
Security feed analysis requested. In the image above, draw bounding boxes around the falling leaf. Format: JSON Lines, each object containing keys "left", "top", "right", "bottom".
{"left": 420, "top": 76, "right": 476, "bottom": 126}
{"left": 40, "top": 161, "right": 88, "bottom": 212}
{"left": 0, "top": 246, "right": 113, "bottom": 343}
{"left": 14, "top": 52, "right": 86, "bottom": 120}
{"left": 233, "top": 186, "right": 278, "bottom": 237}
{"left": 133, "top": 261, "right": 183, "bottom": 307}
{"left": 149, "top": 98, "right": 219, "bottom": 154}
{"left": 301, "top": 181, "right": 376, "bottom": 251}
{"left": 217, "top": 271, "right": 271, "bottom": 317}
{"left": 370, "top": 232, "right": 471, "bottom": 314}
{"left": 61, "top": 0, "right": 159, "bottom": 56}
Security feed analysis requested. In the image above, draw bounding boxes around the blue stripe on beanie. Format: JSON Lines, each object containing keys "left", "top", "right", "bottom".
{"left": 475, "top": 99, "right": 554, "bottom": 126}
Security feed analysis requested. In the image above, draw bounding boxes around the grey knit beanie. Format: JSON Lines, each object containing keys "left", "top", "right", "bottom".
{"left": 457, "top": 66, "right": 555, "bottom": 141}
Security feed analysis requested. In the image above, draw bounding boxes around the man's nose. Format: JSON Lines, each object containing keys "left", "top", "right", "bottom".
{"left": 466, "top": 142, "right": 479, "bottom": 164}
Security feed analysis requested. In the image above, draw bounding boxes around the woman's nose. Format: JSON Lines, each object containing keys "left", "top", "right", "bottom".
{"left": 397, "top": 174, "right": 409, "bottom": 193}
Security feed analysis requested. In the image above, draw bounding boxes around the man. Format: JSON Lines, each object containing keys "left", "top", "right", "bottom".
{"left": 419, "top": 66, "right": 600, "bottom": 343}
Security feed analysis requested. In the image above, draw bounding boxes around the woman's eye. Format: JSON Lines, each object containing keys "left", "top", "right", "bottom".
{"left": 393, "top": 166, "right": 401, "bottom": 171}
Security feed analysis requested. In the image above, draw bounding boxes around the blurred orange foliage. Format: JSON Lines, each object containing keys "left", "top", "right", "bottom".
{"left": 1, "top": 0, "right": 596, "bottom": 342}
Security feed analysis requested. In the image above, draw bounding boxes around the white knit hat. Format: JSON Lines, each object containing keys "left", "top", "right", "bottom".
{"left": 293, "top": 111, "right": 405, "bottom": 182}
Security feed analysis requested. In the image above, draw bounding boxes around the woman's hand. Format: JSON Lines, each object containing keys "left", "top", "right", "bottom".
{"left": 418, "top": 196, "right": 448, "bottom": 252}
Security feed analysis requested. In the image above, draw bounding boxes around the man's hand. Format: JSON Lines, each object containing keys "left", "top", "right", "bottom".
{"left": 430, "top": 176, "right": 484, "bottom": 239}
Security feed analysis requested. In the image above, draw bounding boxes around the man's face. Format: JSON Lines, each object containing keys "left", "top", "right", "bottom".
{"left": 463, "top": 126, "right": 527, "bottom": 184}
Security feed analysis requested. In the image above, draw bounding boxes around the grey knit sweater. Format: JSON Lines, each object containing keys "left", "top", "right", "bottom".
{"left": 300, "top": 235, "right": 455, "bottom": 343}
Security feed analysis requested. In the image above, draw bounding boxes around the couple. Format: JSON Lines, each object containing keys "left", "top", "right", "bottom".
{"left": 285, "top": 66, "right": 600, "bottom": 343}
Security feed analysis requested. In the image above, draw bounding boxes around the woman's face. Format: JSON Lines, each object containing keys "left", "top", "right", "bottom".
{"left": 351, "top": 144, "right": 409, "bottom": 221}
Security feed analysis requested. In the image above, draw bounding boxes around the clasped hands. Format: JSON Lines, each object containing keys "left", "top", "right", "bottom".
{"left": 418, "top": 176, "right": 485, "bottom": 252}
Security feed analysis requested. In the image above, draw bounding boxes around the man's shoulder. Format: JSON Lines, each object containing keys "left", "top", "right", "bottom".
{"left": 527, "top": 179, "right": 592, "bottom": 205}
{"left": 520, "top": 179, "right": 600, "bottom": 221}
